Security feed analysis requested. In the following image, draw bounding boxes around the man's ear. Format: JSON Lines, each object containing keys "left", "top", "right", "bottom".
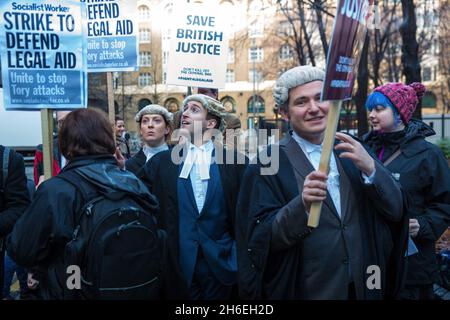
{"left": 206, "top": 118, "right": 217, "bottom": 129}
{"left": 279, "top": 107, "right": 289, "bottom": 121}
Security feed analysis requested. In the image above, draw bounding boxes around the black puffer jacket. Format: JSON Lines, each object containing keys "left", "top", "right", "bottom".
{"left": 0, "top": 145, "right": 30, "bottom": 298}
{"left": 363, "top": 119, "right": 450, "bottom": 285}
{"left": 7, "top": 155, "right": 186, "bottom": 299}
{"left": 0, "top": 146, "right": 30, "bottom": 237}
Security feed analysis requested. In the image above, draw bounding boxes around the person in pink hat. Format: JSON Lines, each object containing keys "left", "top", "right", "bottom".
{"left": 362, "top": 82, "right": 450, "bottom": 300}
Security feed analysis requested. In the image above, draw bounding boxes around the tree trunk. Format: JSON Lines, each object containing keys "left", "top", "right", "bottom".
{"left": 298, "top": 0, "right": 316, "bottom": 66}
{"left": 314, "top": 0, "right": 329, "bottom": 56}
{"left": 355, "top": 33, "right": 370, "bottom": 137}
{"left": 400, "top": 0, "right": 422, "bottom": 119}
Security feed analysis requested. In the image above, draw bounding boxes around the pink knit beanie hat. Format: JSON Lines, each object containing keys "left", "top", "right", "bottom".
{"left": 373, "top": 82, "right": 426, "bottom": 124}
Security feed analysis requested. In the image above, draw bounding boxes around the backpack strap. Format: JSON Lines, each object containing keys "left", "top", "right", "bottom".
{"left": 383, "top": 148, "right": 402, "bottom": 166}
{"left": 57, "top": 170, "right": 117, "bottom": 251}
{"left": 1, "top": 146, "right": 11, "bottom": 192}
{"left": 56, "top": 170, "right": 92, "bottom": 202}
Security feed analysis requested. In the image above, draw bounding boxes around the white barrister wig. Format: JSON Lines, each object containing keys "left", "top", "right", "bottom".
{"left": 135, "top": 104, "right": 174, "bottom": 124}
{"left": 273, "top": 66, "right": 325, "bottom": 109}
{"left": 182, "top": 94, "right": 227, "bottom": 132}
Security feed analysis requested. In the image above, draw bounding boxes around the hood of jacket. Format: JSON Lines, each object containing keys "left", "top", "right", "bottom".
{"left": 61, "top": 155, "right": 158, "bottom": 210}
{"left": 362, "top": 119, "right": 435, "bottom": 158}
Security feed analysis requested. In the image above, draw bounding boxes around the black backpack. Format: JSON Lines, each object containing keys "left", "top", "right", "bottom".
{"left": 57, "top": 169, "right": 165, "bottom": 300}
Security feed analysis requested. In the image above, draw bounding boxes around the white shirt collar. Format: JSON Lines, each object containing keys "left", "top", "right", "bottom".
{"left": 291, "top": 131, "right": 322, "bottom": 154}
{"left": 187, "top": 140, "right": 214, "bottom": 153}
{"left": 179, "top": 140, "right": 214, "bottom": 180}
{"left": 143, "top": 143, "right": 168, "bottom": 162}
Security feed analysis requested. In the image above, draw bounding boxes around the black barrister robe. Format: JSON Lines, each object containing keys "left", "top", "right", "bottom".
{"left": 125, "top": 149, "right": 146, "bottom": 176}
{"left": 236, "top": 134, "right": 409, "bottom": 299}
{"left": 139, "top": 143, "right": 248, "bottom": 286}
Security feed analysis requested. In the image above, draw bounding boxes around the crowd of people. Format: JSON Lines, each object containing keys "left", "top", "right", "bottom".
{"left": 0, "top": 66, "right": 449, "bottom": 300}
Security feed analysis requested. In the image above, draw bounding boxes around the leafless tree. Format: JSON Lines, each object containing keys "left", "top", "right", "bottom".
{"left": 355, "top": 33, "right": 370, "bottom": 136}
{"left": 400, "top": 0, "right": 422, "bottom": 118}
{"left": 277, "top": 0, "right": 332, "bottom": 66}
{"left": 368, "top": 0, "right": 401, "bottom": 87}
{"left": 437, "top": 0, "right": 450, "bottom": 112}
{"left": 149, "top": 49, "right": 162, "bottom": 104}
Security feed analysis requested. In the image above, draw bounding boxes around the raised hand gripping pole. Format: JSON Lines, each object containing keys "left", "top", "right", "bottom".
{"left": 307, "top": 100, "right": 342, "bottom": 228}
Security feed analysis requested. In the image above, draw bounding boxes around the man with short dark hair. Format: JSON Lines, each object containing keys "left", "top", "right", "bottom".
{"left": 141, "top": 94, "right": 247, "bottom": 299}
{"left": 236, "top": 66, "right": 408, "bottom": 300}
{"left": 115, "top": 117, "right": 131, "bottom": 159}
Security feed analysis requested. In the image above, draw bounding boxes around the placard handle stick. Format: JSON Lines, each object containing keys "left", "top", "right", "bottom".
{"left": 307, "top": 100, "right": 342, "bottom": 228}
{"left": 106, "top": 72, "right": 115, "bottom": 125}
{"left": 40, "top": 109, "right": 54, "bottom": 181}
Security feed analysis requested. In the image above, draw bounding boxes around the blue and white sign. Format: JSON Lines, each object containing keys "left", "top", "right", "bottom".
{"left": 167, "top": 3, "right": 229, "bottom": 89}
{"left": 0, "top": 0, "right": 87, "bottom": 110}
{"left": 83, "top": 0, "right": 138, "bottom": 72}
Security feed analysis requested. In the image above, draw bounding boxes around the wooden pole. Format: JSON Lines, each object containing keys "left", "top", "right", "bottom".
{"left": 307, "top": 100, "right": 342, "bottom": 228}
{"left": 40, "top": 109, "right": 54, "bottom": 181}
{"left": 106, "top": 72, "right": 115, "bottom": 125}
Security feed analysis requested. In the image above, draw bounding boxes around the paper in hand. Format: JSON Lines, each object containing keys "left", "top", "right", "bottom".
{"left": 405, "top": 236, "right": 419, "bottom": 257}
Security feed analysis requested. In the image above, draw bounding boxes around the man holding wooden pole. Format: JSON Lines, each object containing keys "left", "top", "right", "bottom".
{"left": 236, "top": 0, "right": 410, "bottom": 301}
{"left": 236, "top": 65, "right": 409, "bottom": 299}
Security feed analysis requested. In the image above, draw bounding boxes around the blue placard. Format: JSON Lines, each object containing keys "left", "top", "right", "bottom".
{"left": 83, "top": 0, "right": 138, "bottom": 72}
{"left": 0, "top": 0, "right": 87, "bottom": 110}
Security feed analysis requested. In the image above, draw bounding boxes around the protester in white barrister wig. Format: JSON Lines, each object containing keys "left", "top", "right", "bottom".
{"left": 125, "top": 105, "right": 173, "bottom": 176}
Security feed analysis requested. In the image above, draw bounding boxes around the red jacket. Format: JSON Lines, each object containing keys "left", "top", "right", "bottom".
{"left": 33, "top": 139, "right": 61, "bottom": 185}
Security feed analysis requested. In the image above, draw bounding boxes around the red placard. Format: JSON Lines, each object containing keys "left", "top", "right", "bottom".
{"left": 322, "top": 0, "right": 374, "bottom": 101}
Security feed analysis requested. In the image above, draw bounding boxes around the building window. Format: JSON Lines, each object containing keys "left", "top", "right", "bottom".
{"left": 221, "top": 96, "right": 236, "bottom": 113}
{"left": 226, "top": 69, "right": 235, "bottom": 83}
{"left": 228, "top": 47, "right": 235, "bottom": 63}
{"left": 164, "top": 98, "right": 180, "bottom": 113}
{"left": 138, "top": 5, "right": 150, "bottom": 20}
{"left": 431, "top": 39, "right": 439, "bottom": 55}
{"left": 249, "top": 47, "right": 264, "bottom": 62}
{"left": 139, "top": 29, "right": 151, "bottom": 43}
{"left": 139, "top": 73, "right": 152, "bottom": 87}
{"left": 249, "top": 20, "right": 264, "bottom": 38}
{"left": 139, "top": 52, "right": 152, "bottom": 67}
{"left": 163, "top": 51, "right": 169, "bottom": 65}
{"left": 163, "top": 72, "right": 167, "bottom": 83}
{"left": 248, "top": 68, "right": 263, "bottom": 82}
{"left": 422, "top": 91, "right": 437, "bottom": 108}
{"left": 277, "top": 0, "right": 293, "bottom": 12}
{"left": 278, "top": 21, "right": 293, "bottom": 36}
{"left": 422, "top": 67, "right": 433, "bottom": 82}
{"left": 279, "top": 45, "right": 293, "bottom": 60}
{"left": 113, "top": 72, "right": 119, "bottom": 89}
{"left": 138, "top": 99, "right": 152, "bottom": 111}
{"left": 247, "top": 95, "right": 265, "bottom": 114}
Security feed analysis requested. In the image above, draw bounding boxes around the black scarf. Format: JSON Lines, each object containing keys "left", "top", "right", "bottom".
{"left": 365, "top": 129, "right": 407, "bottom": 163}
